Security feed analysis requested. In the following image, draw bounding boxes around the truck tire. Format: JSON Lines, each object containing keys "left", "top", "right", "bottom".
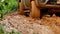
{"left": 30, "top": 1, "right": 40, "bottom": 18}
{"left": 35, "top": 0, "right": 48, "bottom": 7}
{"left": 21, "top": 0, "right": 30, "bottom": 9}
{"left": 18, "top": 0, "right": 30, "bottom": 15}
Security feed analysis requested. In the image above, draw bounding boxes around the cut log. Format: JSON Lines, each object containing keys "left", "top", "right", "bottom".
{"left": 18, "top": 2, "right": 25, "bottom": 15}
{"left": 30, "top": 1, "right": 40, "bottom": 18}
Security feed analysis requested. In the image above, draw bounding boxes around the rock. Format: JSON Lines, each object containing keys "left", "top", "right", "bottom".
{"left": 52, "top": 14, "right": 56, "bottom": 17}
{"left": 44, "top": 15, "right": 50, "bottom": 18}
{"left": 56, "top": 17, "right": 60, "bottom": 26}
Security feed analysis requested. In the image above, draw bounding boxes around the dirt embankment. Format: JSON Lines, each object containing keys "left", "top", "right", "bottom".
{"left": 0, "top": 14, "right": 60, "bottom": 34}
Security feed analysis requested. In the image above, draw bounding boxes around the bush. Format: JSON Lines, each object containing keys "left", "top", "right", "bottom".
{"left": 0, "top": 0, "right": 18, "bottom": 20}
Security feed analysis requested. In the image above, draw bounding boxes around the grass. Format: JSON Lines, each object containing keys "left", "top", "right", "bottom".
{"left": 33, "top": 32, "right": 36, "bottom": 34}
{"left": 0, "top": 25, "right": 20, "bottom": 34}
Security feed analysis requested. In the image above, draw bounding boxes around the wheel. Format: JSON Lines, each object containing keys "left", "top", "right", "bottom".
{"left": 30, "top": 1, "right": 40, "bottom": 18}
{"left": 18, "top": 0, "right": 31, "bottom": 15}
{"left": 21, "top": 0, "right": 30, "bottom": 9}
{"left": 35, "top": 0, "right": 48, "bottom": 7}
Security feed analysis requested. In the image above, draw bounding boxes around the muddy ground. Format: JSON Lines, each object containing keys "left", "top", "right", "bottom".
{"left": 0, "top": 13, "right": 60, "bottom": 34}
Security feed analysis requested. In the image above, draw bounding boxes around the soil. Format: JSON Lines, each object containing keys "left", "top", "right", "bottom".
{"left": 0, "top": 13, "right": 60, "bottom": 34}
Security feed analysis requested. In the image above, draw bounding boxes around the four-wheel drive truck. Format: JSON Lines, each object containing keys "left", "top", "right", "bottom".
{"left": 18, "top": 0, "right": 60, "bottom": 18}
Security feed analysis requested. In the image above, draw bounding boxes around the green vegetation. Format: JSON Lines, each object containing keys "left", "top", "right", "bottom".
{"left": 0, "top": 0, "right": 18, "bottom": 20}
{"left": 33, "top": 32, "right": 36, "bottom": 34}
{"left": 0, "top": 25, "right": 20, "bottom": 34}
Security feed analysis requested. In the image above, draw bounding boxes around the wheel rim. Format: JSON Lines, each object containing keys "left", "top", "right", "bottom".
{"left": 21, "top": 0, "right": 30, "bottom": 9}
{"left": 35, "top": 0, "right": 48, "bottom": 7}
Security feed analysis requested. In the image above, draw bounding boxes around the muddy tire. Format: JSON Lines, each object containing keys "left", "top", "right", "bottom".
{"left": 35, "top": 0, "right": 48, "bottom": 7}
{"left": 21, "top": 0, "right": 30, "bottom": 9}
{"left": 30, "top": 1, "right": 40, "bottom": 18}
